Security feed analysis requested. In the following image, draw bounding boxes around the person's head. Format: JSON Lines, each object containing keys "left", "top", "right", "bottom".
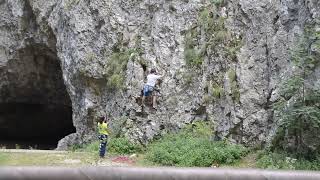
{"left": 97, "top": 116, "right": 105, "bottom": 124}
{"left": 150, "top": 68, "right": 156, "bottom": 74}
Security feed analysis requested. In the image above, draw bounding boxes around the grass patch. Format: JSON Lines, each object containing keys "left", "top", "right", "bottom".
{"left": 0, "top": 153, "right": 9, "bottom": 165}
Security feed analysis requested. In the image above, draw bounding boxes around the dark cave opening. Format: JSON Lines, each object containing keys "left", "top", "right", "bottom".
{"left": 0, "top": 45, "right": 76, "bottom": 150}
{"left": 0, "top": 103, "right": 74, "bottom": 149}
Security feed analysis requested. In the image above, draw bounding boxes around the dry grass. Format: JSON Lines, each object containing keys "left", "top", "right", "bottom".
{"left": 0, "top": 151, "right": 259, "bottom": 168}
{"left": 0, "top": 152, "right": 98, "bottom": 167}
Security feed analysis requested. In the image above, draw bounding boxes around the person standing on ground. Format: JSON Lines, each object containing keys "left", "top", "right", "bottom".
{"left": 142, "top": 68, "right": 162, "bottom": 109}
{"left": 97, "top": 116, "right": 109, "bottom": 158}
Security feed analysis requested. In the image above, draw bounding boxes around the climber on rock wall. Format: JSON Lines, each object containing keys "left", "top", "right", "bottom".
{"left": 142, "top": 68, "right": 162, "bottom": 110}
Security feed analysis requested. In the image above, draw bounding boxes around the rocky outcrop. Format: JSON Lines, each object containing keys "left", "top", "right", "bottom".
{"left": 0, "top": 0, "right": 319, "bottom": 149}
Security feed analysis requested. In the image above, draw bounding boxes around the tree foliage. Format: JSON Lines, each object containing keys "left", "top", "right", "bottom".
{"left": 273, "top": 24, "right": 320, "bottom": 158}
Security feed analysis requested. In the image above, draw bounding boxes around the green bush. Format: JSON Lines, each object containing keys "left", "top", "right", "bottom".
{"left": 146, "top": 122, "right": 248, "bottom": 167}
{"left": 256, "top": 151, "right": 320, "bottom": 170}
{"left": 147, "top": 137, "right": 247, "bottom": 167}
{"left": 108, "top": 137, "right": 143, "bottom": 155}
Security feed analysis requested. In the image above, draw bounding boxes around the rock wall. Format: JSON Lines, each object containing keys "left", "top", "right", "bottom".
{"left": 223, "top": 0, "right": 320, "bottom": 146}
{"left": 0, "top": 0, "right": 319, "bottom": 149}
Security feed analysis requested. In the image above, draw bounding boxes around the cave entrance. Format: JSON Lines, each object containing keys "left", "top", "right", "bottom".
{"left": 0, "top": 45, "right": 75, "bottom": 150}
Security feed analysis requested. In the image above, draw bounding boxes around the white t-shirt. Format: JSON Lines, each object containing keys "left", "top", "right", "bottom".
{"left": 146, "top": 74, "right": 162, "bottom": 87}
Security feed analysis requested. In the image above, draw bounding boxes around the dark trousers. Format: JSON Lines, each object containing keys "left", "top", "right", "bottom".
{"left": 98, "top": 134, "right": 108, "bottom": 157}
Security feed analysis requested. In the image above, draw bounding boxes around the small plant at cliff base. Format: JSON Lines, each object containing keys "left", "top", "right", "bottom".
{"left": 146, "top": 121, "right": 248, "bottom": 167}
{"left": 272, "top": 25, "right": 320, "bottom": 159}
{"left": 104, "top": 49, "right": 138, "bottom": 91}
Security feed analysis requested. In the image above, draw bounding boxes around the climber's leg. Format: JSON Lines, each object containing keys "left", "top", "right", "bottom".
{"left": 142, "top": 85, "right": 149, "bottom": 106}
{"left": 142, "top": 95, "right": 146, "bottom": 106}
{"left": 152, "top": 94, "right": 157, "bottom": 109}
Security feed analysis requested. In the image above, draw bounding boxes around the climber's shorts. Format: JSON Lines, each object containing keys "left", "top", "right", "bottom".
{"left": 143, "top": 85, "right": 154, "bottom": 96}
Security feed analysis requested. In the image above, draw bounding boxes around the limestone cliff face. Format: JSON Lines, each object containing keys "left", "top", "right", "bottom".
{"left": 0, "top": 0, "right": 319, "bottom": 149}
